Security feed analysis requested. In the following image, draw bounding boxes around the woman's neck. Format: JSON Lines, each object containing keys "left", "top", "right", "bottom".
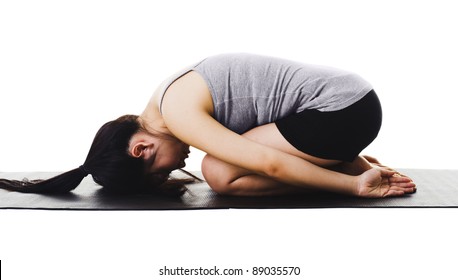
{"left": 139, "top": 96, "right": 176, "bottom": 139}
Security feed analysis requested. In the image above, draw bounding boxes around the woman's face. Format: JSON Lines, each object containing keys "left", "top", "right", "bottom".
{"left": 129, "top": 131, "right": 190, "bottom": 183}
{"left": 148, "top": 137, "right": 190, "bottom": 174}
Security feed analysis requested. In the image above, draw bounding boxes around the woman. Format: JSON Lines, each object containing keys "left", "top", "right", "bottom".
{"left": 0, "top": 53, "right": 415, "bottom": 197}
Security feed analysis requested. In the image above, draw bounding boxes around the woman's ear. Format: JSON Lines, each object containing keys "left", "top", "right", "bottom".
{"left": 129, "top": 131, "right": 156, "bottom": 159}
{"left": 131, "top": 142, "right": 154, "bottom": 159}
{"left": 131, "top": 143, "right": 147, "bottom": 158}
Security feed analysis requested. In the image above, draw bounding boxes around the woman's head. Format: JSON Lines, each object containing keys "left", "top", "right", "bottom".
{"left": 0, "top": 114, "right": 193, "bottom": 195}
{"left": 83, "top": 114, "right": 146, "bottom": 191}
{"left": 128, "top": 128, "right": 190, "bottom": 181}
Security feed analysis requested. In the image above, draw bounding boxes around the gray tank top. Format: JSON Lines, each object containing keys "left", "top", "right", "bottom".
{"left": 159, "top": 53, "right": 372, "bottom": 134}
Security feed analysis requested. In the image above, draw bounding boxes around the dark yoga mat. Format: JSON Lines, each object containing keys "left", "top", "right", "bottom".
{"left": 1, "top": 169, "right": 457, "bottom": 210}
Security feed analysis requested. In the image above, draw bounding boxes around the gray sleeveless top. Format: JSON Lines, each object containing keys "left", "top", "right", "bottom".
{"left": 159, "top": 53, "right": 372, "bottom": 134}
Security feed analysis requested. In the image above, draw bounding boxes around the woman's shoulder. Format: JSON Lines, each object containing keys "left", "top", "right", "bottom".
{"left": 152, "top": 65, "right": 197, "bottom": 110}
{"left": 161, "top": 71, "right": 214, "bottom": 116}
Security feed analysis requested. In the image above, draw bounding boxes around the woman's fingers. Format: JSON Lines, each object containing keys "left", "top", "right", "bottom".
{"left": 380, "top": 168, "right": 415, "bottom": 183}
{"left": 384, "top": 189, "right": 405, "bottom": 197}
{"left": 383, "top": 186, "right": 416, "bottom": 197}
{"left": 390, "top": 185, "right": 416, "bottom": 193}
{"left": 387, "top": 177, "right": 416, "bottom": 196}
{"left": 380, "top": 173, "right": 416, "bottom": 197}
{"left": 389, "top": 176, "right": 415, "bottom": 185}
{"left": 379, "top": 168, "right": 396, "bottom": 177}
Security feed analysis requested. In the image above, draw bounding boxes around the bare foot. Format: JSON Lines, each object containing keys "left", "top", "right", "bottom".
{"left": 356, "top": 168, "right": 416, "bottom": 198}
{"left": 329, "top": 155, "right": 372, "bottom": 176}
{"left": 362, "top": 155, "right": 413, "bottom": 181}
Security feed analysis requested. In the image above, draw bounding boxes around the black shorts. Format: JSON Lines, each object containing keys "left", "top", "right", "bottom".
{"left": 275, "top": 90, "right": 382, "bottom": 162}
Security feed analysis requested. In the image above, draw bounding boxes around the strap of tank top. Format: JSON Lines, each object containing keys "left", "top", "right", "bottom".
{"left": 158, "top": 64, "right": 198, "bottom": 115}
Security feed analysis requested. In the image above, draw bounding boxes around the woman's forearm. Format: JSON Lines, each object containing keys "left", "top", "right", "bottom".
{"left": 264, "top": 152, "right": 359, "bottom": 195}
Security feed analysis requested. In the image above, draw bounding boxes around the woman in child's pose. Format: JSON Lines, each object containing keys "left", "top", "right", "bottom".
{"left": 0, "top": 53, "right": 415, "bottom": 197}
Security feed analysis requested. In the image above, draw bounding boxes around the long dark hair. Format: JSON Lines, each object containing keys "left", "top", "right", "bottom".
{"left": 0, "top": 115, "right": 198, "bottom": 196}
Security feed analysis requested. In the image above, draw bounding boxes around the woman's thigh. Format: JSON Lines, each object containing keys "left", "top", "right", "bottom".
{"left": 241, "top": 123, "right": 342, "bottom": 167}
{"left": 202, "top": 122, "right": 341, "bottom": 179}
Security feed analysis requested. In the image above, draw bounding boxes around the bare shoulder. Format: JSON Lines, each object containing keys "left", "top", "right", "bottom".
{"left": 161, "top": 71, "right": 214, "bottom": 117}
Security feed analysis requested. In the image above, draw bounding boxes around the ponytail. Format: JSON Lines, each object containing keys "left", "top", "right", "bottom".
{"left": 0, "top": 114, "right": 141, "bottom": 194}
{"left": 0, "top": 167, "right": 88, "bottom": 193}
{"left": 0, "top": 115, "right": 201, "bottom": 196}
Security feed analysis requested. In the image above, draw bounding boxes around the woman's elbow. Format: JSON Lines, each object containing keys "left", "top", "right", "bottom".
{"left": 258, "top": 155, "right": 284, "bottom": 180}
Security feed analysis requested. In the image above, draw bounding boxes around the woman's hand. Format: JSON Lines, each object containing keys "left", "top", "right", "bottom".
{"left": 356, "top": 168, "right": 416, "bottom": 198}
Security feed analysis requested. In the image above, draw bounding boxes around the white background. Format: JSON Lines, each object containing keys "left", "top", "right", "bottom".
{"left": 1, "top": 0, "right": 457, "bottom": 279}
